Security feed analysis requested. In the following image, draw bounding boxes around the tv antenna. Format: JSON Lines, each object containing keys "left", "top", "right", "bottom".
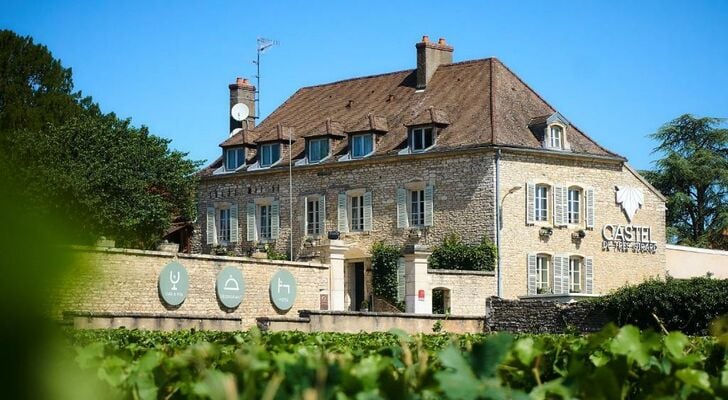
{"left": 253, "top": 37, "right": 279, "bottom": 120}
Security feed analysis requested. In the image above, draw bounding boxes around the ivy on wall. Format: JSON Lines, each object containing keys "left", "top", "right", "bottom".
{"left": 429, "top": 233, "right": 497, "bottom": 271}
{"left": 371, "top": 242, "right": 404, "bottom": 311}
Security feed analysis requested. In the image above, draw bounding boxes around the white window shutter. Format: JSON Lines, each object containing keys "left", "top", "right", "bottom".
{"left": 206, "top": 206, "right": 216, "bottom": 245}
{"left": 554, "top": 185, "right": 566, "bottom": 227}
{"left": 271, "top": 200, "right": 280, "bottom": 239}
{"left": 246, "top": 203, "right": 256, "bottom": 241}
{"left": 527, "top": 253, "right": 537, "bottom": 295}
{"left": 302, "top": 196, "right": 308, "bottom": 235}
{"left": 363, "top": 191, "right": 373, "bottom": 232}
{"left": 396, "top": 257, "right": 406, "bottom": 302}
{"left": 229, "top": 203, "right": 239, "bottom": 243}
{"left": 561, "top": 256, "right": 570, "bottom": 294}
{"left": 553, "top": 255, "right": 563, "bottom": 294}
{"left": 586, "top": 188, "right": 595, "bottom": 229}
{"left": 397, "top": 188, "right": 407, "bottom": 228}
{"left": 424, "top": 185, "right": 434, "bottom": 227}
{"left": 318, "top": 195, "right": 326, "bottom": 235}
{"left": 337, "top": 192, "right": 348, "bottom": 233}
{"left": 526, "top": 183, "right": 535, "bottom": 224}
{"left": 585, "top": 256, "right": 594, "bottom": 294}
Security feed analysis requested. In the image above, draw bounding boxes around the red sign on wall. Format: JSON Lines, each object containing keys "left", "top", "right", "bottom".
{"left": 418, "top": 289, "right": 425, "bottom": 301}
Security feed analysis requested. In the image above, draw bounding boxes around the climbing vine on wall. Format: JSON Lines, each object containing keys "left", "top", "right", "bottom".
{"left": 371, "top": 241, "right": 404, "bottom": 311}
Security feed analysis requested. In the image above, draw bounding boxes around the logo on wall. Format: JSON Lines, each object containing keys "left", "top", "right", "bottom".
{"left": 216, "top": 267, "right": 245, "bottom": 309}
{"left": 159, "top": 261, "right": 189, "bottom": 306}
{"left": 270, "top": 269, "right": 297, "bottom": 311}
{"left": 615, "top": 186, "right": 644, "bottom": 223}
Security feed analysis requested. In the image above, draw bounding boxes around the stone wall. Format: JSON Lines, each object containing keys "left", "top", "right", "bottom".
{"left": 485, "top": 297, "right": 609, "bottom": 333}
{"left": 194, "top": 150, "right": 496, "bottom": 258}
{"left": 55, "top": 247, "right": 329, "bottom": 329}
{"left": 427, "top": 269, "right": 495, "bottom": 315}
{"left": 498, "top": 152, "right": 666, "bottom": 299}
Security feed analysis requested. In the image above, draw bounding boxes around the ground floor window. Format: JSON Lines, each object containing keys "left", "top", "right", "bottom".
{"left": 306, "top": 198, "right": 320, "bottom": 236}
{"left": 569, "top": 256, "right": 583, "bottom": 293}
{"left": 536, "top": 254, "right": 550, "bottom": 293}
{"left": 259, "top": 204, "right": 272, "bottom": 239}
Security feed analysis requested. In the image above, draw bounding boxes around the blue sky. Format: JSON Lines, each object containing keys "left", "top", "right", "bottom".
{"left": 2, "top": 0, "right": 727, "bottom": 170}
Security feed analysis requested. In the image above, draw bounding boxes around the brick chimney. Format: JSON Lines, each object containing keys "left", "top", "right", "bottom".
{"left": 416, "top": 36, "right": 453, "bottom": 90}
{"left": 229, "top": 77, "right": 256, "bottom": 132}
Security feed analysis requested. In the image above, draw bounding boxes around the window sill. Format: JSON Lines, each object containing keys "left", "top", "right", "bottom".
{"left": 519, "top": 293, "right": 601, "bottom": 303}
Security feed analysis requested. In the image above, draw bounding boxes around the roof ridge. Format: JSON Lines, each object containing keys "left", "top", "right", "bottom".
{"left": 492, "top": 58, "right": 622, "bottom": 158}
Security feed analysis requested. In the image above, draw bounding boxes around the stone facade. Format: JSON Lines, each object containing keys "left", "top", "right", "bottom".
{"left": 498, "top": 151, "right": 666, "bottom": 299}
{"left": 55, "top": 247, "right": 329, "bottom": 329}
{"left": 485, "top": 297, "right": 609, "bottom": 333}
{"left": 428, "top": 269, "right": 495, "bottom": 315}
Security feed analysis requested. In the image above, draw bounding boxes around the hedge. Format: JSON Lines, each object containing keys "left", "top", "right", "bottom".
{"left": 429, "top": 233, "right": 497, "bottom": 271}
{"left": 371, "top": 242, "right": 404, "bottom": 311}
{"left": 593, "top": 276, "right": 728, "bottom": 335}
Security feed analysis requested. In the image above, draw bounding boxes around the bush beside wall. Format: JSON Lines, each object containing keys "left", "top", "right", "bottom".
{"left": 429, "top": 233, "right": 496, "bottom": 271}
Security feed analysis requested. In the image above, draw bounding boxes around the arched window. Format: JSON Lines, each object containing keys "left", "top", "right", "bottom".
{"left": 536, "top": 254, "right": 551, "bottom": 293}
{"left": 568, "top": 186, "right": 582, "bottom": 224}
{"left": 569, "top": 256, "right": 583, "bottom": 293}
{"left": 550, "top": 125, "right": 563, "bottom": 149}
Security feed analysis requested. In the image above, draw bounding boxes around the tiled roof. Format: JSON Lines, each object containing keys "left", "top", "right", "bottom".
{"left": 254, "top": 124, "right": 296, "bottom": 143}
{"left": 207, "top": 58, "right": 620, "bottom": 173}
{"left": 348, "top": 113, "right": 389, "bottom": 133}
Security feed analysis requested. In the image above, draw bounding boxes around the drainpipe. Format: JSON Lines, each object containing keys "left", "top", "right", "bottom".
{"left": 495, "top": 149, "right": 502, "bottom": 298}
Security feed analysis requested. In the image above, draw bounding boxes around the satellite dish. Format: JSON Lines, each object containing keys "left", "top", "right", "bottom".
{"left": 231, "top": 103, "right": 249, "bottom": 122}
{"left": 229, "top": 128, "right": 243, "bottom": 138}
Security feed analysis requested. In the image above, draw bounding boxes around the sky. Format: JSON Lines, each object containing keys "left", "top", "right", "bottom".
{"left": 2, "top": 0, "right": 727, "bottom": 170}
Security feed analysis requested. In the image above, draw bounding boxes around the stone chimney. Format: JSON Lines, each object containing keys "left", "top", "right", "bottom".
{"left": 229, "top": 77, "right": 256, "bottom": 132}
{"left": 416, "top": 36, "right": 453, "bottom": 90}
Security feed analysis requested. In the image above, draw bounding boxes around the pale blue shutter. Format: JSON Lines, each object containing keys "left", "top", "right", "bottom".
{"left": 396, "top": 188, "right": 407, "bottom": 228}
{"left": 318, "top": 195, "right": 326, "bottom": 235}
{"left": 585, "top": 256, "right": 594, "bottom": 294}
{"left": 229, "top": 203, "right": 239, "bottom": 243}
{"left": 337, "top": 193, "right": 348, "bottom": 233}
{"left": 526, "top": 183, "right": 535, "bottom": 224}
{"left": 363, "top": 191, "right": 372, "bottom": 231}
{"left": 554, "top": 185, "right": 567, "bottom": 227}
{"left": 271, "top": 200, "right": 280, "bottom": 239}
{"left": 586, "top": 188, "right": 595, "bottom": 229}
{"left": 206, "top": 206, "right": 216, "bottom": 245}
{"left": 424, "top": 185, "right": 434, "bottom": 227}
{"left": 396, "top": 257, "right": 406, "bottom": 302}
{"left": 527, "top": 253, "right": 537, "bottom": 295}
{"left": 246, "top": 203, "right": 255, "bottom": 241}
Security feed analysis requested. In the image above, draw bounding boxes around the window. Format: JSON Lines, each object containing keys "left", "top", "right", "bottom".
{"left": 307, "top": 198, "right": 320, "bottom": 236}
{"left": 550, "top": 125, "right": 563, "bottom": 149}
{"left": 568, "top": 188, "right": 581, "bottom": 224}
{"left": 259, "top": 204, "right": 272, "bottom": 240}
{"left": 349, "top": 195, "right": 364, "bottom": 231}
{"left": 535, "top": 185, "right": 549, "bottom": 222}
{"left": 351, "top": 134, "right": 374, "bottom": 158}
{"left": 308, "top": 138, "right": 329, "bottom": 163}
{"left": 410, "top": 189, "right": 425, "bottom": 227}
{"left": 259, "top": 143, "right": 280, "bottom": 167}
{"left": 410, "top": 127, "right": 434, "bottom": 152}
{"left": 224, "top": 147, "right": 245, "bottom": 171}
{"left": 536, "top": 255, "right": 550, "bottom": 293}
{"left": 569, "top": 257, "right": 583, "bottom": 293}
{"left": 218, "top": 208, "right": 230, "bottom": 243}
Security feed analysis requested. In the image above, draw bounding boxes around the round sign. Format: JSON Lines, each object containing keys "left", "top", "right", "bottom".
{"left": 159, "top": 261, "right": 189, "bottom": 306}
{"left": 216, "top": 267, "right": 245, "bottom": 309}
{"left": 269, "top": 269, "right": 297, "bottom": 311}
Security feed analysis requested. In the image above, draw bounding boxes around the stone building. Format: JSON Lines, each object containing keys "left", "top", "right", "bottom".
{"left": 194, "top": 36, "right": 666, "bottom": 311}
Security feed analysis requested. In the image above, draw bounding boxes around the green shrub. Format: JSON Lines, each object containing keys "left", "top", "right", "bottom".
{"left": 593, "top": 276, "right": 728, "bottom": 335}
{"left": 371, "top": 241, "right": 404, "bottom": 311}
{"left": 429, "top": 233, "right": 497, "bottom": 271}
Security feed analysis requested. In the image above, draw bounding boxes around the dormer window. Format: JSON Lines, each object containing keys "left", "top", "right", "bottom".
{"left": 410, "top": 127, "right": 435, "bottom": 152}
{"left": 351, "top": 133, "right": 374, "bottom": 158}
{"left": 259, "top": 143, "right": 280, "bottom": 167}
{"left": 308, "top": 138, "right": 329, "bottom": 163}
{"left": 550, "top": 125, "right": 563, "bottom": 149}
{"left": 224, "top": 147, "right": 245, "bottom": 171}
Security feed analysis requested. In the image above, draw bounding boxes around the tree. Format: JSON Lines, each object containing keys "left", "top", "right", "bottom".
{"left": 0, "top": 30, "right": 200, "bottom": 248}
{"left": 643, "top": 114, "right": 728, "bottom": 249}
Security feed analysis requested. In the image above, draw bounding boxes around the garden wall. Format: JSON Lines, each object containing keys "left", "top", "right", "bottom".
{"left": 485, "top": 297, "right": 609, "bottom": 333}
{"left": 55, "top": 247, "right": 329, "bottom": 330}
{"left": 427, "top": 269, "right": 496, "bottom": 315}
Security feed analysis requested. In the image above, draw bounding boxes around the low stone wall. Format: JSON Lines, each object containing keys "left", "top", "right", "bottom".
{"left": 427, "top": 269, "right": 496, "bottom": 315}
{"left": 64, "top": 311, "right": 243, "bottom": 331}
{"left": 485, "top": 296, "right": 609, "bottom": 333}
{"left": 258, "top": 310, "right": 486, "bottom": 334}
{"left": 55, "top": 247, "right": 329, "bottom": 329}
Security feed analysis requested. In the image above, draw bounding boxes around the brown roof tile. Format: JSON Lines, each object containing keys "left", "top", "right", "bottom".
{"left": 347, "top": 113, "right": 389, "bottom": 133}
{"left": 210, "top": 57, "right": 620, "bottom": 172}
{"left": 255, "top": 124, "right": 297, "bottom": 143}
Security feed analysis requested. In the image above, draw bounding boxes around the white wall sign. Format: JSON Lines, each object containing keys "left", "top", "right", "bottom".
{"left": 615, "top": 186, "right": 644, "bottom": 222}
{"left": 602, "top": 224, "right": 657, "bottom": 254}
